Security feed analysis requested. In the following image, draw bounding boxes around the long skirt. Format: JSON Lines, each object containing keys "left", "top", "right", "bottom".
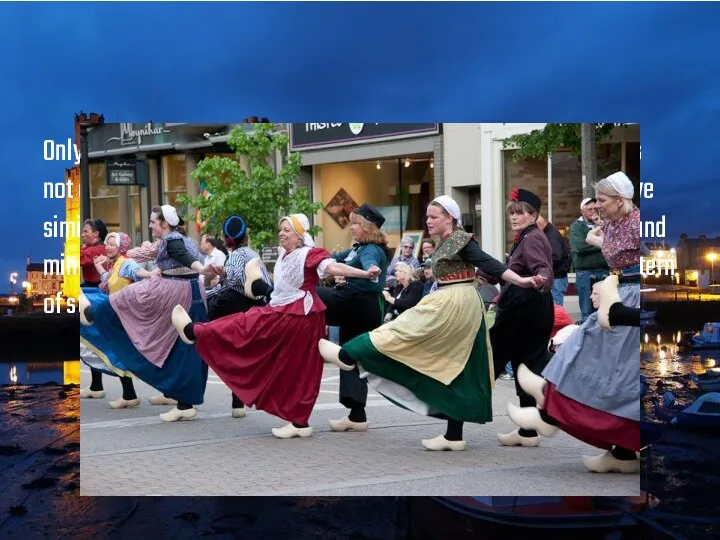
{"left": 540, "top": 283, "right": 640, "bottom": 450}
{"left": 544, "top": 382, "right": 640, "bottom": 451}
{"left": 343, "top": 283, "right": 494, "bottom": 424}
{"left": 79, "top": 281, "right": 209, "bottom": 405}
{"left": 542, "top": 284, "right": 640, "bottom": 422}
{"left": 193, "top": 302, "right": 326, "bottom": 425}
{"left": 317, "top": 285, "right": 384, "bottom": 410}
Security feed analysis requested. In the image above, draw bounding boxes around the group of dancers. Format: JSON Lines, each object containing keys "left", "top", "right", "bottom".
{"left": 80, "top": 170, "right": 640, "bottom": 474}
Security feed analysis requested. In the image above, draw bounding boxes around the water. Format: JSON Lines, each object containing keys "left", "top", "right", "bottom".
{"left": 0, "top": 360, "right": 80, "bottom": 386}
{"left": 640, "top": 317, "right": 720, "bottom": 538}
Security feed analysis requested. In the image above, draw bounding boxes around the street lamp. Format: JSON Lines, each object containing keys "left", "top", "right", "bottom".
{"left": 708, "top": 252, "right": 718, "bottom": 285}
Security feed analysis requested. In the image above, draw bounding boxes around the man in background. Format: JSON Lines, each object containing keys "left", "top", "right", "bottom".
{"left": 569, "top": 198, "right": 609, "bottom": 323}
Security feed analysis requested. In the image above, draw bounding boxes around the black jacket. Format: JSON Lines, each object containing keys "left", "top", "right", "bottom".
{"left": 543, "top": 223, "right": 571, "bottom": 278}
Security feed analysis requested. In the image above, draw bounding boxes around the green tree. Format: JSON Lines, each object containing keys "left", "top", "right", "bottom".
{"left": 502, "top": 123, "right": 627, "bottom": 197}
{"left": 178, "top": 123, "right": 323, "bottom": 250}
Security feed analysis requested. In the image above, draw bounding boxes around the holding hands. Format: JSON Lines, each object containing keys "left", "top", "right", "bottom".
{"left": 365, "top": 265, "right": 381, "bottom": 279}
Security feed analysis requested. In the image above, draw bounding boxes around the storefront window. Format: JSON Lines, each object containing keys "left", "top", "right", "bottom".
{"left": 315, "top": 156, "right": 433, "bottom": 256}
{"left": 163, "top": 154, "right": 187, "bottom": 207}
{"left": 89, "top": 162, "right": 120, "bottom": 229}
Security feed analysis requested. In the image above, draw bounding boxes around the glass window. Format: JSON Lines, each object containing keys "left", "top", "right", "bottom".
{"left": 163, "top": 154, "right": 187, "bottom": 207}
{"left": 89, "top": 162, "right": 120, "bottom": 229}
{"left": 315, "top": 156, "right": 433, "bottom": 258}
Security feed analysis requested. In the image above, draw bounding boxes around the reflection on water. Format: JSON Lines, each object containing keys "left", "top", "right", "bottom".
{"left": 641, "top": 325, "right": 719, "bottom": 419}
{"left": 0, "top": 360, "right": 80, "bottom": 386}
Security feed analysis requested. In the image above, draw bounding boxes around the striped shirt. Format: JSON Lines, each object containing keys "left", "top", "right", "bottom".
{"left": 206, "top": 247, "right": 271, "bottom": 299}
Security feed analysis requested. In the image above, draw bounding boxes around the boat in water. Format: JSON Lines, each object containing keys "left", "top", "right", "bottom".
{"left": 406, "top": 495, "right": 660, "bottom": 539}
{"left": 689, "top": 322, "right": 720, "bottom": 350}
{"left": 654, "top": 390, "right": 720, "bottom": 430}
{"left": 641, "top": 374, "right": 649, "bottom": 396}
{"left": 689, "top": 368, "right": 720, "bottom": 392}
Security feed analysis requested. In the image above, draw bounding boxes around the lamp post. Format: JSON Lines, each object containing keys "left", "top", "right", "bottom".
{"left": 708, "top": 252, "right": 718, "bottom": 285}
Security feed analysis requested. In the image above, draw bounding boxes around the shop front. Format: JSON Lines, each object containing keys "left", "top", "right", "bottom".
{"left": 289, "top": 123, "right": 442, "bottom": 256}
{"left": 82, "top": 121, "right": 242, "bottom": 245}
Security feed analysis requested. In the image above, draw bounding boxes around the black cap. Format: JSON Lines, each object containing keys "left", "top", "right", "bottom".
{"left": 353, "top": 203, "right": 385, "bottom": 228}
{"left": 223, "top": 215, "right": 247, "bottom": 239}
{"left": 93, "top": 219, "right": 108, "bottom": 242}
{"left": 423, "top": 258, "right": 433, "bottom": 269}
{"left": 509, "top": 188, "right": 542, "bottom": 213}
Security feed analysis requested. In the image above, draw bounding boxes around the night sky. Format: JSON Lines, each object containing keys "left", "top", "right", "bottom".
{"left": 0, "top": 2, "right": 718, "bottom": 293}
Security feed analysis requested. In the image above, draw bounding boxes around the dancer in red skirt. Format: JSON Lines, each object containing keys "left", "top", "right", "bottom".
{"left": 170, "top": 213, "right": 381, "bottom": 439}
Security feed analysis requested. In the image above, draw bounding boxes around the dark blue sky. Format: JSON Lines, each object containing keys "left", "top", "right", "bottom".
{"left": 0, "top": 2, "right": 719, "bottom": 292}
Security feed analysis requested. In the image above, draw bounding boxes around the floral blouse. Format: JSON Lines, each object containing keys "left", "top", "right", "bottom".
{"left": 601, "top": 208, "right": 640, "bottom": 271}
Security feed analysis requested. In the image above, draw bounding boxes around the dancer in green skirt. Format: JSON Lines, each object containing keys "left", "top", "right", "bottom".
{"left": 319, "top": 195, "right": 546, "bottom": 450}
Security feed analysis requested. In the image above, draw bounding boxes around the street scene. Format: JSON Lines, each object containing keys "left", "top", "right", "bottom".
{"left": 79, "top": 295, "right": 634, "bottom": 498}
{"left": 76, "top": 121, "right": 643, "bottom": 499}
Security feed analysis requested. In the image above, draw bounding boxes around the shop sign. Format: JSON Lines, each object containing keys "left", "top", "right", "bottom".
{"left": 108, "top": 123, "right": 172, "bottom": 146}
{"left": 106, "top": 158, "right": 139, "bottom": 186}
{"left": 89, "top": 122, "right": 175, "bottom": 153}
{"left": 289, "top": 123, "right": 440, "bottom": 151}
{"left": 261, "top": 246, "right": 279, "bottom": 263}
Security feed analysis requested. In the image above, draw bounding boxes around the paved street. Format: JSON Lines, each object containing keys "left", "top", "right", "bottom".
{"left": 80, "top": 296, "right": 639, "bottom": 498}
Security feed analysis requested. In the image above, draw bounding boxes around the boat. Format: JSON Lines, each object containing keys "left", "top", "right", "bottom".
{"left": 690, "top": 322, "right": 720, "bottom": 350}
{"left": 641, "top": 374, "right": 649, "bottom": 396}
{"left": 405, "top": 496, "right": 659, "bottom": 539}
{"left": 690, "top": 369, "right": 720, "bottom": 392}
{"left": 654, "top": 391, "right": 720, "bottom": 430}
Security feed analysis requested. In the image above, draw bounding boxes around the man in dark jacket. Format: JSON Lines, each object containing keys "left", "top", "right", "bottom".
{"left": 537, "top": 214, "right": 572, "bottom": 306}
{"left": 568, "top": 198, "right": 609, "bottom": 322}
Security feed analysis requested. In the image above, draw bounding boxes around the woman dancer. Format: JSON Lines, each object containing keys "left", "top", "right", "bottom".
{"left": 80, "top": 218, "right": 109, "bottom": 400}
{"left": 510, "top": 172, "right": 641, "bottom": 473}
{"left": 171, "top": 214, "right": 381, "bottom": 439}
{"left": 316, "top": 204, "right": 389, "bottom": 433}
{"left": 205, "top": 215, "right": 272, "bottom": 418}
{"left": 319, "top": 195, "right": 547, "bottom": 450}
{"left": 81, "top": 232, "right": 159, "bottom": 409}
{"left": 79, "top": 205, "right": 215, "bottom": 422}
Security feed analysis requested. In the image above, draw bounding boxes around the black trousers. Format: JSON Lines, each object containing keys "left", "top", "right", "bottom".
{"left": 207, "top": 288, "right": 266, "bottom": 409}
{"left": 491, "top": 286, "right": 555, "bottom": 409}
{"left": 317, "top": 286, "right": 384, "bottom": 410}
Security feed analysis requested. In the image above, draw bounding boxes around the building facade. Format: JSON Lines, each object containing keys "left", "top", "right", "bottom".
{"left": 71, "top": 118, "right": 273, "bottom": 250}
{"left": 443, "top": 123, "right": 641, "bottom": 263}
{"left": 288, "top": 123, "right": 442, "bottom": 255}
{"left": 676, "top": 234, "right": 720, "bottom": 286}
{"left": 26, "top": 257, "right": 63, "bottom": 298}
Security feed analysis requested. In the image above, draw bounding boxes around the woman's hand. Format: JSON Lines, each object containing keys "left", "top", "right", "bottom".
{"left": 212, "top": 264, "right": 225, "bottom": 277}
{"left": 382, "top": 290, "right": 394, "bottom": 303}
{"left": 93, "top": 255, "right": 108, "bottom": 266}
{"left": 518, "top": 275, "right": 547, "bottom": 289}
{"left": 200, "top": 264, "right": 216, "bottom": 276}
{"left": 365, "top": 265, "right": 381, "bottom": 279}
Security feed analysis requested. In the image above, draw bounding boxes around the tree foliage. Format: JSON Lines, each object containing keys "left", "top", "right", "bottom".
{"left": 177, "top": 123, "right": 323, "bottom": 250}
{"left": 502, "top": 123, "right": 625, "bottom": 162}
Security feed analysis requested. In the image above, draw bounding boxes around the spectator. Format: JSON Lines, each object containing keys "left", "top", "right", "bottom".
{"left": 420, "top": 238, "right": 436, "bottom": 263}
{"left": 386, "top": 237, "right": 421, "bottom": 287}
{"left": 568, "top": 198, "right": 610, "bottom": 323}
{"left": 382, "top": 262, "right": 424, "bottom": 321}
{"left": 537, "top": 214, "right": 572, "bottom": 306}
